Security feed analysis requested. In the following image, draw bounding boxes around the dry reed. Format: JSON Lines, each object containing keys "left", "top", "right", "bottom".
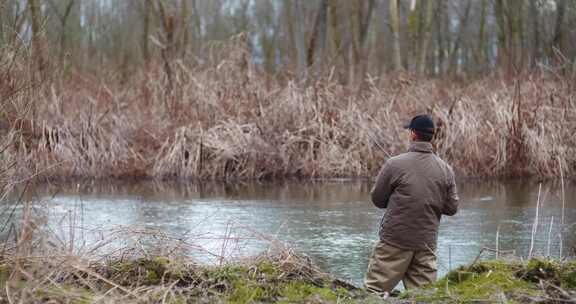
{"left": 2, "top": 36, "right": 576, "bottom": 182}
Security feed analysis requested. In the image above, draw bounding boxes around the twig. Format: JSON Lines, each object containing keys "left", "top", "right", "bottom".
{"left": 471, "top": 247, "right": 515, "bottom": 266}
{"left": 495, "top": 225, "right": 500, "bottom": 259}
{"left": 70, "top": 264, "right": 142, "bottom": 300}
{"left": 558, "top": 156, "right": 566, "bottom": 259}
{"left": 161, "top": 280, "right": 179, "bottom": 304}
{"left": 528, "top": 183, "right": 542, "bottom": 260}
{"left": 546, "top": 216, "right": 554, "bottom": 258}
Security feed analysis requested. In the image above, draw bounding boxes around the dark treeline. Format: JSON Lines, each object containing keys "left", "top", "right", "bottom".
{"left": 1, "top": 0, "right": 576, "bottom": 82}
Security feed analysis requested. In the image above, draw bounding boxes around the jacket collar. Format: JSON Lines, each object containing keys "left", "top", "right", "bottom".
{"left": 409, "top": 141, "right": 434, "bottom": 153}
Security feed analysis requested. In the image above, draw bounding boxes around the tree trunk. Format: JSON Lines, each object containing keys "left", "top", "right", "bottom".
{"left": 47, "top": 0, "right": 76, "bottom": 69}
{"left": 292, "top": 0, "right": 307, "bottom": 78}
{"left": 476, "top": 0, "right": 488, "bottom": 69}
{"left": 347, "top": 0, "right": 374, "bottom": 83}
{"left": 494, "top": 0, "right": 509, "bottom": 71}
{"left": 448, "top": 0, "right": 472, "bottom": 75}
{"left": 508, "top": 1, "right": 523, "bottom": 73}
{"left": 143, "top": 0, "right": 151, "bottom": 65}
{"left": 327, "top": 0, "right": 346, "bottom": 82}
{"left": 307, "top": 0, "right": 329, "bottom": 74}
{"left": 156, "top": 0, "right": 175, "bottom": 100}
{"left": 285, "top": 0, "right": 296, "bottom": 66}
{"left": 435, "top": 0, "right": 448, "bottom": 74}
{"left": 389, "top": 0, "right": 402, "bottom": 72}
{"left": 191, "top": 0, "right": 201, "bottom": 57}
{"left": 28, "top": 0, "right": 46, "bottom": 75}
{"left": 407, "top": 0, "right": 420, "bottom": 72}
{"left": 529, "top": 0, "right": 540, "bottom": 69}
{"left": 357, "top": 0, "right": 375, "bottom": 83}
{"left": 417, "top": 0, "right": 434, "bottom": 76}
{"left": 6, "top": 1, "right": 27, "bottom": 46}
{"left": 349, "top": 0, "right": 361, "bottom": 76}
{"left": 552, "top": 0, "right": 566, "bottom": 66}
{"left": 180, "top": 0, "right": 190, "bottom": 57}
{"left": 358, "top": 0, "right": 375, "bottom": 50}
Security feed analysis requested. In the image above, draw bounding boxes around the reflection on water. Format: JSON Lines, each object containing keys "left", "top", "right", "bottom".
{"left": 2, "top": 179, "right": 576, "bottom": 287}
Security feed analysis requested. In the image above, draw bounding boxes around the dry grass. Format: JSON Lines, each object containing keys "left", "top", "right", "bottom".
{"left": 0, "top": 206, "right": 367, "bottom": 304}
{"left": 2, "top": 36, "right": 576, "bottom": 183}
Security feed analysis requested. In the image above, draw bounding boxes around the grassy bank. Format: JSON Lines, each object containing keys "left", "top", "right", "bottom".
{"left": 0, "top": 250, "right": 371, "bottom": 304}
{"left": 1, "top": 248, "right": 575, "bottom": 303}
{"left": 405, "top": 258, "right": 576, "bottom": 303}
{"left": 2, "top": 39, "right": 576, "bottom": 182}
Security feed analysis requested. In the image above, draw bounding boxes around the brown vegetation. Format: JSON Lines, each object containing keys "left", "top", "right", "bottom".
{"left": 0, "top": 211, "right": 367, "bottom": 303}
{"left": 2, "top": 37, "right": 576, "bottom": 182}
{"left": 2, "top": 0, "right": 576, "bottom": 182}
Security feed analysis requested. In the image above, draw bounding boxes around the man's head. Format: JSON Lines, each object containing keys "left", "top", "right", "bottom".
{"left": 404, "top": 115, "right": 435, "bottom": 142}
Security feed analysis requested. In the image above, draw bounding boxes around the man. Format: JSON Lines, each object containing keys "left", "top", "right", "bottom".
{"left": 364, "top": 114, "right": 459, "bottom": 295}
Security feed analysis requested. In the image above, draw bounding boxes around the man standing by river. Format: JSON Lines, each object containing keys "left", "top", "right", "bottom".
{"left": 364, "top": 114, "right": 459, "bottom": 296}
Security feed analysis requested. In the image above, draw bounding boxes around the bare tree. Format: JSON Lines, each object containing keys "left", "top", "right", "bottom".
{"left": 417, "top": 0, "right": 435, "bottom": 75}
{"left": 552, "top": 0, "right": 567, "bottom": 65}
{"left": 529, "top": 0, "right": 540, "bottom": 68}
{"left": 2, "top": 0, "right": 575, "bottom": 80}
{"left": 46, "top": 0, "right": 76, "bottom": 68}
{"left": 435, "top": 0, "right": 450, "bottom": 74}
{"left": 447, "top": 0, "right": 472, "bottom": 74}
{"left": 27, "top": 0, "right": 46, "bottom": 75}
{"left": 155, "top": 0, "right": 176, "bottom": 99}
{"left": 494, "top": 0, "right": 508, "bottom": 70}
{"left": 180, "top": 0, "right": 190, "bottom": 57}
{"left": 142, "top": 0, "right": 152, "bottom": 66}
{"left": 354, "top": 0, "right": 376, "bottom": 83}
{"left": 291, "top": 0, "right": 308, "bottom": 76}
{"left": 308, "top": 0, "right": 329, "bottom": 75}
{"left": 2, "top": 1, "right": 27, "bottom": 45}
{"left": 476, "top": 0, "right": 488, "bottom": 68}
{"left": 389, "top": 0, "right": 402, "bottom": 72}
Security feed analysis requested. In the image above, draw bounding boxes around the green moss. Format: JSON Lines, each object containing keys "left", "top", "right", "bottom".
{"left": 523, "top": 258, "right": 561, "bottom": 284}
{"left": 9, "top": 254, "right": 574, "bottom": 303}
{"left": 201, "top": 261, "right": 358, "bottom": 303}
{"left": 205, "top": 265, "right": 245, "bottom": 282}
{"left": 256, "top": 260, "right": 279, "bottom": 277}
{"left": 563, "top": 271, "right": 576, "bottom": 289}
{"left": 404, "top": 260, "right": 540, "bottom": 303}
{"left": 106, "top": 257, "right": 191, "bottom": 286}
{"left": 277, "top": 281, "right": 335, "bottom": 303}
{"left": 561, "top": 260, "right": 576, "bottom": 289}
{"left": 526, "top": 258, "right": 560, "bottom": 274}
{"left": 35, "top": 285, "right": 94, "bottom": 304}
{"left": 228, "top": 282, "right": 265, "bottom": 303}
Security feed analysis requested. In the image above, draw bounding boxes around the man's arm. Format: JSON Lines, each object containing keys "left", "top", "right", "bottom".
{"left": 370, "top": 161, "right": 398, "bottom": 209}
{"left": 442, "top": 165, "right": 459, "bottom": 216}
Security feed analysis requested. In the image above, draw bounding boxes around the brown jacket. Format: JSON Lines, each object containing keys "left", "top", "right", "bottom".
{"left": 371, "top": 141, "right": 459, "bottom": 251}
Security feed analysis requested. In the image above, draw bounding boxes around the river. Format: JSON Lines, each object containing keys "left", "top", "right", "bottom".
{"left": 2, "top": 179, "right": 575, "bottom": 287}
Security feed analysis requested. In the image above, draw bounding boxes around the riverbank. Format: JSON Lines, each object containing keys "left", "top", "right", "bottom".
{"left": 3, "top": 39, "right": 576, "bottom": 183}
{"left": 1, "top": 250, "right": 373, "bottom": 304}
{"left": 405, "top": 257, "right": 576, "bottom": 303}
{"left": 1, "top": 249, "right": 575, "bottom": 303}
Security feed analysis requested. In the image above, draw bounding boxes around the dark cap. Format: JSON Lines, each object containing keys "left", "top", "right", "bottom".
{"left": 404, "top": 115, "right": 435, "bottom": 134}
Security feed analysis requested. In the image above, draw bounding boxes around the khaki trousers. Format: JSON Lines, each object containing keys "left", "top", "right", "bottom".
{"left": 364, "top": 241, "right": 437, "bottom": 293}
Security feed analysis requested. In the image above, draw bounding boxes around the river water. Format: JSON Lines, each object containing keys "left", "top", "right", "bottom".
{"left": 3, "top": 179, "right": 576, "bottom": 287}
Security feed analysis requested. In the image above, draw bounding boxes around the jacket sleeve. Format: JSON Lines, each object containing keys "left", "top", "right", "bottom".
{"left": 370, "top": 161, "right": 398, "bottom": 209}
{"left": 442, "top": 165, "right": 459, "bottom": 216}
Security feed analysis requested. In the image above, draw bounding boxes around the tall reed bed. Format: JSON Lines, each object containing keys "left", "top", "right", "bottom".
{"left": 2, "top": 37, "right": 576, "bottom": 182}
